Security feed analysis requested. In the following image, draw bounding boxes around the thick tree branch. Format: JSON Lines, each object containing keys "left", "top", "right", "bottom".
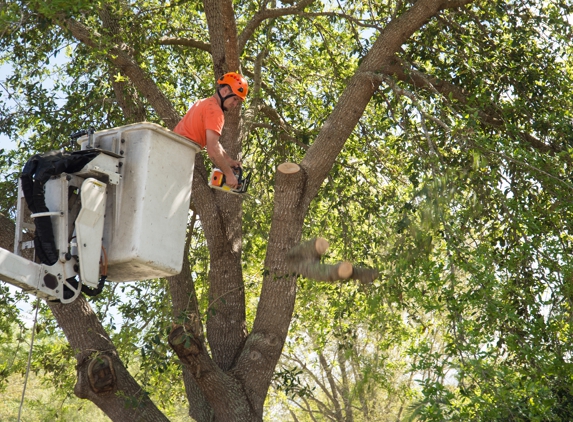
{"left": 163, "top": 2, "right": 249, "bottom": 369}
{"left": 300, "top": 0, "right": 474, "bottom": 209}
{"left": 204, "top": 0, "right": 228, "bottom": 76}
{"left": 287, "top": 237, "right": 329, "bottom": 262}
{"left": 158, "top": 36, "right": 212, "bottom": 53}
{"left": 222, "top": 0, "right": 241, "bottom": 72}
{"left": 202, "top": 0, "right": 249, "bottom": 374}
{"left": 238, "top": 162, "right": 306, "bottom": 415}
{"left": 58, "top": 15, "right": 181, "bottom": 128}
{"left": 189, "top": 155, "right": 247, "bottom": 372}
{"left": 239, "top": 0, "right": 315, "bottom": 52}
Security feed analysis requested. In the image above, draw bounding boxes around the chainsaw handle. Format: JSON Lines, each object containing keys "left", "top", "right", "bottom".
{"left": 231, "top": 165, "right": 243, "bottom": 180}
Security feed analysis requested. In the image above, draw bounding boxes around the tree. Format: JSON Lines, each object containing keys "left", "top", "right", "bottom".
{"left": 2, "top": 0, "right": 573, "bottom": 421}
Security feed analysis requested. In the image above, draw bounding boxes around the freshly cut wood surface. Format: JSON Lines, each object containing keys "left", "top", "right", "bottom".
{"left": 277, "top": 162, "right": 300, "bottom": 174}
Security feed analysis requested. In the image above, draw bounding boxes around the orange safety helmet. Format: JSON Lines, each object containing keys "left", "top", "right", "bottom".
{"left": 217, "top": 72, "right": 249, "bottom": 100}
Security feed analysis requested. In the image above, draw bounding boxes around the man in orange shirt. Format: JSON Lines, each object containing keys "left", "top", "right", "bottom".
{"left": 174, "top": 72, "right": 248, "bottom": 188}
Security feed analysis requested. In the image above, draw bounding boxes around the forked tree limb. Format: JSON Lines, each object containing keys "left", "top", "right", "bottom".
{"left": 168, "top": 316, "right": 258, "bottom": 421}
{"left": 286, "top": 237, "right": 379, "bottom": 284}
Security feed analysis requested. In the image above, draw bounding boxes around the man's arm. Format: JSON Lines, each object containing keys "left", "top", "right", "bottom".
{"left": 205, "top": 129, "right": 239, "bottom": 188}
{"left": 220, "top": 149, "right": 242, "bottom": 168}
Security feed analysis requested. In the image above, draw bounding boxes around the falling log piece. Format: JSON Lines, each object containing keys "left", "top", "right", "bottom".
{"left": 290, "top": 260, "right": 353, "bottom": 282}
{"left": 286, "top": 237, "right": 379, "bottom": 284}
{"left": 350, "top": 267, "right": 379, "bottom": 284}
{"left": 286, "top": 237, "right": 329, "bottom": 263}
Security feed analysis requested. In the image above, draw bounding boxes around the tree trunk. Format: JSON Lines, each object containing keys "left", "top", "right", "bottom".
{"left": 318, "top": 351, "right": 343, "bottom": 422}
{"left": 49, "top": 297, "right": 170, "bottom": 421}
{"left": 337, "top": 348, "right": 354, "bottom": 422}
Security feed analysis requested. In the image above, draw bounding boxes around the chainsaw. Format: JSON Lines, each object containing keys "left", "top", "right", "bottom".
{"left": 208, "top": 166, "right": 251, "bottom": 195}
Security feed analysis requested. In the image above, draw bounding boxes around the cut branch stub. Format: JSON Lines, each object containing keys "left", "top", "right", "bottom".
{"left": 87, "top": 354, "right": 117, "bottom": 394}
{"left": 169, "top": 325, "right": 202, "bottom": 366}
{"left": 277, "top": 162, "right": 300, "bottom": 174}
{"left": 286, "top": 237, "right": 379, "bottom": 284}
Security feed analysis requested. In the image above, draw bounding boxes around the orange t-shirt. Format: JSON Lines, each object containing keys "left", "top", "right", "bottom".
{"left": 173, "top": 97, "right": 224, "bottom": 149}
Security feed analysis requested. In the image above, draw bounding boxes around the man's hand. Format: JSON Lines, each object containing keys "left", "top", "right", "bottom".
{"left": 227, "top": 158, "right": 242, "bottom": 168}
{"left": 225, "top": 171, "right": 239, "bottom": 189}
{"left": 205, "top": 130, "right": 242, "bottom": 189}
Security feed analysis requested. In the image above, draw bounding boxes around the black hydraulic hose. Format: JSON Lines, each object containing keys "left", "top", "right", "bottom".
{"left": 20, "top": 150, "right": 100, "bottom": 265}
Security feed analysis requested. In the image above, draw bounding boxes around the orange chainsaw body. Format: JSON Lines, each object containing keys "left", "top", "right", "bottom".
{"left": 208, "top": 167, "right": 250, "bottom": 195}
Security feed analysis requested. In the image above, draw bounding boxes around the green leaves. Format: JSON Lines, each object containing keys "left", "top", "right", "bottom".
{"left": 30, "top": 0, "right": 97, "bottom": 17}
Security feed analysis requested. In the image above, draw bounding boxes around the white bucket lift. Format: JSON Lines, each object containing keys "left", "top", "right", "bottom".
{"left": 0, "top": 122, "right": 200, "bottom": 302}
